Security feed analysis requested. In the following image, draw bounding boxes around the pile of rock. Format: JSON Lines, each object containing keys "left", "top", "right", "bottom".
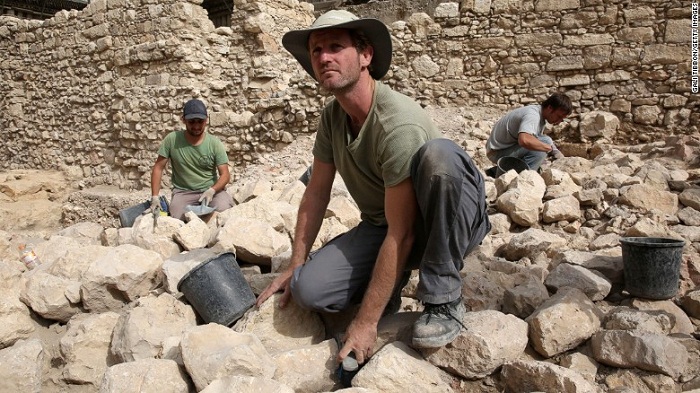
{"left": 0, "top": 132, "right": 699, "bottom": 392}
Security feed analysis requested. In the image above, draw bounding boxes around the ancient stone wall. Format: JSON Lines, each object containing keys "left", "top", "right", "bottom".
{"left": 375, "top": 0, "right": 695, "bottom": 145}
{"left": 0, "top": 0, "right": 314, "bottom": 189}
{"left": 0, "top": 0, "right": 694, "bottom": 190}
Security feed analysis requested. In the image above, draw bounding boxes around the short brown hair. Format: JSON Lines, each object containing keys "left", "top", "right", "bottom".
{"left": 349, "top": 29, "right": 373, "bottom": 74}
{"left": 542, "top": 93, "right": 573, "bottom": 115}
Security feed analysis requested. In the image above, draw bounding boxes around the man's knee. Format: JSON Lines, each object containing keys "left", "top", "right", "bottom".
{"left": 418, "top": 139, "right": 459, "bottom": 161}
{"left": 290, "top": 271, "right": 342, "bottom": 312}
{"left": 412, "top": 139, "right": 466, "bottom": 176}
{"left": 211, "top": 191, "right": 234, "bottom": 212}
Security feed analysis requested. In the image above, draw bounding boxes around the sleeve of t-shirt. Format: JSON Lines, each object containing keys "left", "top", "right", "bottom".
{"left": 518, "top": 111, "right": 541, "bottom": 136}
{"left": 380, "top": 124, "right": 432, "bottom": 188}
{"left": 213, "top": 138, "right": 228, "bottom": 166}
{"left": 157, "top": 132, "right": 174, "bottom": 158}
{"left": 312, "top": 106, "right": 335, "bottom": 164}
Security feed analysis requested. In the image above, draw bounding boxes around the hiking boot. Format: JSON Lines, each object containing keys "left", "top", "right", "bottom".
{"left": 412, "top": 297, "right": 466, "bottom": 348}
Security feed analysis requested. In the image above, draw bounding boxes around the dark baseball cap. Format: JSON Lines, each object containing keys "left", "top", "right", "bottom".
{"left": 183, "top": 99, "right": 207, "bottom": 120}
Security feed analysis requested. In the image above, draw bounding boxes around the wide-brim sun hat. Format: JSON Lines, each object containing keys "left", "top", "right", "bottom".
{"left": 282, "top": 10, "right": 392, "bottom": 81}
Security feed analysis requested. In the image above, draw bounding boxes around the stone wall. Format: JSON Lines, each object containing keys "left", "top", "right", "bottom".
{"left": 373, "top": 0, "right": 695, "bottom": 145}
{"left": 0, "top": 0, "right": 695, "bottom": 190}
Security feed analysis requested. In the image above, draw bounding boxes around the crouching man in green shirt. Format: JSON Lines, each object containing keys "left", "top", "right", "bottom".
{"left": 256, "top": 10, "right": 491, "bottom": 367}
{"left": 150, "top": 99, "right": 234, "bottom": 220}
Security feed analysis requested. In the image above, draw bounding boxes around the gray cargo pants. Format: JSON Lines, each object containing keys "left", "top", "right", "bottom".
{"left": 290, "top": 138, "right": 491, "bottom": 311}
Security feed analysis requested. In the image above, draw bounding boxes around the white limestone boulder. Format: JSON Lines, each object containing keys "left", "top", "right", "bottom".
{"left": 0, "top": 339, "right": 43, "bottom": 392}
{"left": 526, "top": 287, "right": 602, "bottom": 358}
{"left": 501, "top": 359, "right": 602, "bottom": 393}
{"left": 20, "top": 271, "right": 82, "bottom": 322}
{"left": 422, "top": 310, "right": 528, "bottom": 379}
{"left": 272, "top": 339, "right": 337, "bottom": 393}
{"left": 215, "top": 217, "right": 290, "bottom": 266}
{"left": 180, "top": 323, "right": 276, "bottom": 391}
{"left": 110, "top": 293, "right": 197, "bottom": 363}
{"left": 200, "top": 375, "right": 294, "bottom": 393}
{"left": 80, "top": 244, "right": 163, "bottom": 313}
{"left": 99, "top": 358, "right": 193, "bottom": 393}
{"left": 132, "top": 214, "right": 184, "bottom": 258}
{"left": 354, "top": 342, "right": 453, "bottom": 393}
{"left": 233, "top": 293, "right": 325, "bottom": 355}
{"left": 60, "top": 312, "right": 121, "bottom": 385}
{"left": 590, "top": 329, "right": 689, "bottom": 380}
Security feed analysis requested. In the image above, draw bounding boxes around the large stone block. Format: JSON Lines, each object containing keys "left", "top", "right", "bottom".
{"left": 612, "top": 48, "right": 642, "bottom": 66}
{"left": 664, "top": 19, "right": 690, "bottom": 43}
{"left": 546, "top": 56, "right": 584, "bottom": 71}
{"left": 618, "top": 27, "right": 655, "bottom": 43}
{"left": 470, "top": 36, "right": 513, "bottom": 50}
{"left": 515, "top": 33, "right": 562, "bottom": 47}
{"left": 563, "top": 33, "right": 614, "bottom": 46}
{"left": 534, "top": 0, "right": 580, "bottom": 12}
{"left": 623, "top": 6, "right": 656, "bottom": 22}
{"left": 560, "top": 75, "right": 590, "bottom": 86}
{"left": 641, "top": 44, "right": 688, "bottom": 65}
{"left": 463, "top": 0, "right": 492, "bottom": 14}
{"left": 582, "top": 45, "right": 612, "bottom": 69}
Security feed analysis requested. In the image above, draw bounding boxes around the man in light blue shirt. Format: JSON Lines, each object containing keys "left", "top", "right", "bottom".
{"left": 485, "top": 93, "right": 572, "bottom": 174}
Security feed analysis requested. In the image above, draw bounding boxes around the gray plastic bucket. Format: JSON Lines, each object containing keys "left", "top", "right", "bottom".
{"left": 177, "top": 253, "right": 255, "bottom": 326}
{"left": 620, "top": 237, "right": 685, "bottom": 300}
{"left": 496, "top": 156, "right": 529, "bottom": 178}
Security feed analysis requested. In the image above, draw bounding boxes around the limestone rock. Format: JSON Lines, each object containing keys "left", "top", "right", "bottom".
{"left": 100, "top": 358, "right": 193, "bottom": 393}
{"left": 60, "top": 312, "right": 121, "bottom": 385}
{"left": 526, "top": 287, "right": 602, "bottom": 358}
{"left": 354, "top": 342, "right": 453, "bottom": 393}
{"left": 422, "top": 310, "right": 528, "bottom": 379}
{"left": 180, "top": 323, "right": 276, "bottom": 391}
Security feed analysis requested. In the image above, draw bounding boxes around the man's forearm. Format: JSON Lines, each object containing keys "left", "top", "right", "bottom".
{"left": 210, "top": 177, "right": 229, "bottom": 193}
{"left": 288, "top": 190, "right": 329, "bottom": 269}
{"left": 355, "top": 235, "right": 412, "bottom": 326}
{"left": 151, "top": 167, "right": 163, "bottom": 196}
{"left": 210, "top": 166, "right": 231, "bottom": 192}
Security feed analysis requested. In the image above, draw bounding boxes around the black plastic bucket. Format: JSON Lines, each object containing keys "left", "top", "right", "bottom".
{"left": 620, "top": 237, "right": 685, "bottom": 300}
{"left": 177, "top": 253, "right": 255, "bottom": 326}
{"left": 496, "top": 156, "right": 529, "bottom": 178}
{"left": 118, "top": 200, "right": 150, "bottom": 227}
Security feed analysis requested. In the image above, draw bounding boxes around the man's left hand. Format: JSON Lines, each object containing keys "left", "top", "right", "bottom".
{"left": 550, "top": 149, "right": 565, "bottom": 160}
{"left": 338, "top": 319, "right": 378, "bottom": 365}
{"left": 198, "top": 188, "right": 215, "bottom": 206}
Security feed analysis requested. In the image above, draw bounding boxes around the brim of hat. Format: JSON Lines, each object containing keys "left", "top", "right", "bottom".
{"left": 184, "top": 114, "right": 207, "bottom": 120}
{"left": 282, "top": 18, "right": 392, "bottom": 81}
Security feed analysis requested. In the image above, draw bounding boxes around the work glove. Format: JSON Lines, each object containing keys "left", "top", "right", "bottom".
{"left": 198, "top": 188, "right": 216, "bottom": 207}
{"left": 150, "top": 196, "right": 161, "bottom": 215}
{"left": 549, "top": 145, "right": 565, "bottom": 160}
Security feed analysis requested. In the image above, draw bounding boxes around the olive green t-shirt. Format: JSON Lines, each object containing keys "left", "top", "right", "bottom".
{"left": 157, "top": 131, "right": 228, "bottom": 191}
{"left": 313, "top": 81, "right": 442, "bottom": 226}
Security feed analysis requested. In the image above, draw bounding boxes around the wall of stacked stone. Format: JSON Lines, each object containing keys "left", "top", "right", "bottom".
{"left": 0, "top": 0, "right": 694, "bottom": 190}
{"left": 0, "top": 0, "right": 316, "bottom": 190}
{"left": 370, "top": 0, "right": 695, "bottom": 145}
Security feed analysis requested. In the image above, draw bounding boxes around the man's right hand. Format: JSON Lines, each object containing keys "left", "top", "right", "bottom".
{"left": 549, "top": 144, "right": 565, "bottom": 160}
{"left": 256, "top": 269, "right": 294, "bottom": 309}
{"left": 550, "top": 147, "right": 564, "bottom": 160}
